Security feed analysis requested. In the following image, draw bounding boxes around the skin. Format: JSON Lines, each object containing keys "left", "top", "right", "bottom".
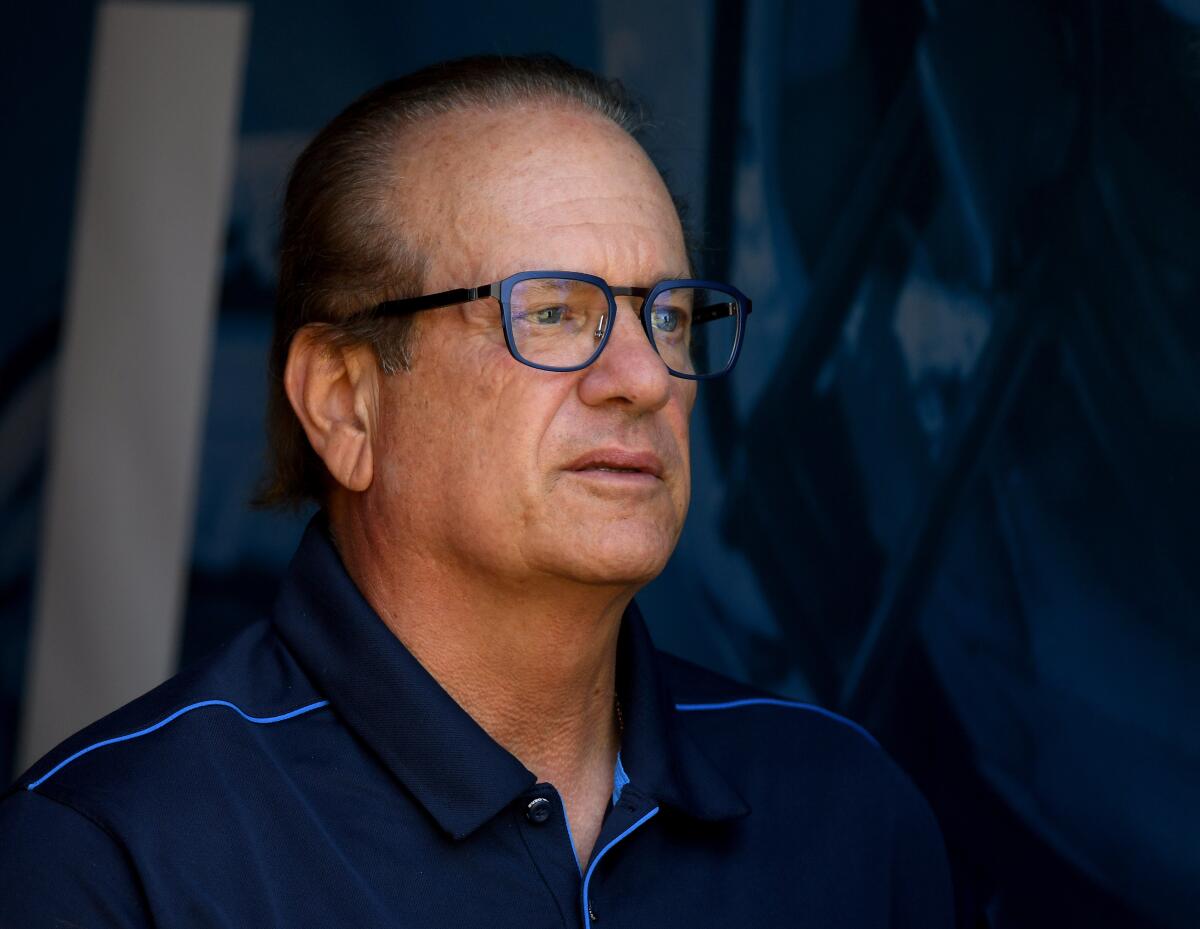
{"left": 285, "top": 102, "right": 695, "bottom": 865}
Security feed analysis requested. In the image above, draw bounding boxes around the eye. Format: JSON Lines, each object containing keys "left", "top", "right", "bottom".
{"left": 528, "top": 305, "right": 568, "bottom": 325}
{"left": 651, "top": 307, "right": 680, "bottom": 332}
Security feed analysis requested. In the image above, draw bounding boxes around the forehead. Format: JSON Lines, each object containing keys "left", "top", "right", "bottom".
{"left": 398, "top": 104, "right": 689, "bottom": 287}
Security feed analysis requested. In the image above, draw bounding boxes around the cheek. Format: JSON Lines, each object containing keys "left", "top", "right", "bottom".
{"left": 449, "top": 349, "right": 573, "bottom": 496}
{"left": 372, "top": 340, "right": 500, "bottom": 482}
{"left": 678, "top": 379, "right": 698, "bottom": 416}
{"left": 668, "top": 391, "right": 695, "bottom": 512}
{"left": 671, "top": 386, "right": 695, "bottom": 461}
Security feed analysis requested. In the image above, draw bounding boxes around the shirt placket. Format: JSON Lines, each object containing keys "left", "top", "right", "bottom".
{"left": 514, "top": 783, "right": 587, "bottom": 927}
{"left": 578, "top": 784, "right": 660, "bottom": 928}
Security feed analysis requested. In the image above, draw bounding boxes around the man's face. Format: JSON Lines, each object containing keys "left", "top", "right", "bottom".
{"left": 368, "top": 104, "right": 696, "bottom": 591}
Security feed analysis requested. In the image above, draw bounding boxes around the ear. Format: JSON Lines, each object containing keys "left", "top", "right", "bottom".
{"left": 284, "top": 326, "right": 378, "bottom": 493}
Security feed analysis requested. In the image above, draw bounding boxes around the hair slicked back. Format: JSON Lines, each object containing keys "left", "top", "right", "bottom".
{"left": 258, "top": 55, "right": 644, "bottom": 508}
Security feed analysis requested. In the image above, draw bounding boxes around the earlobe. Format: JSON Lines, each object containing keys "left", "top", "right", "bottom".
{"left": 284, "top": 327, "right": 376, "bottom": 493}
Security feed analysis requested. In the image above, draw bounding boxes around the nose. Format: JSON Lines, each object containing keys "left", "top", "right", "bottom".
{"left": 576, "top": 297, "right": 672, "bottom": 413}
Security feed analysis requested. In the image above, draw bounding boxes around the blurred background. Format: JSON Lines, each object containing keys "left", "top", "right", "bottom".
{"left": 3, "top": 0, "right": 1198, "bottom": 926}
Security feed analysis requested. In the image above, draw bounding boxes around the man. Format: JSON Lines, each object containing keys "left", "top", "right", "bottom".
{"left": 1, "top": 56, "right": 952, "bottom": 926}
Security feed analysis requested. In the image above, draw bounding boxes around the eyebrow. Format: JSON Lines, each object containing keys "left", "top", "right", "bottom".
{"left": 513, "top": 277, "right": 596, "bottom": 294}
{"left": 498, "top": 266, "right": 695, "bottom": 285}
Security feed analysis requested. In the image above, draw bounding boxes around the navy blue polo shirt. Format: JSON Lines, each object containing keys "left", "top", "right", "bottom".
{"left": 1, "top": 519, "right": 952, "bottom": 927}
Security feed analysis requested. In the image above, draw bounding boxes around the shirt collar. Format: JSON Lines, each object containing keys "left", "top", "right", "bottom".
{"left": 272, "top": 516, "right": 747, "bottom": 840}
{"left": 614, "top": 602, "right": 749, "bottom": 822}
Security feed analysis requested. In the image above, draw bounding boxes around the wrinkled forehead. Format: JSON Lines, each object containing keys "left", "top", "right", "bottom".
{"left": 395, "top": 104, "right": 688, "bottom": 288}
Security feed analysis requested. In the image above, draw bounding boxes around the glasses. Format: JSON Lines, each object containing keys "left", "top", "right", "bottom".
{"left": 366, "top": 270, "right": 752, "bottom": 379}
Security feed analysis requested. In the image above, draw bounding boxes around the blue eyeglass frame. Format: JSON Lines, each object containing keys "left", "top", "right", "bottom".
{"left": 366, "top": 269, "right": 752, "bottom": 380}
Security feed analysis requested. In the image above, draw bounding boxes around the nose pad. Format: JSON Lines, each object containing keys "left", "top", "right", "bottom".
{"left": 593, "top": 313, "right": 607, "bottom": 342}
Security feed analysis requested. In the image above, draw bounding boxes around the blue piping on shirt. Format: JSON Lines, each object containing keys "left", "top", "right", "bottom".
{"left": 611, "top": 752, "right": 630, "bottom": 806}
{"left": 674, "top": 698, "right": 879, "bottom": 749}
{"left": 561, "top": 752, "right": 632, "bottom": 877}
{"left": 26, "top": 699, "right": 330, "bottom": 791}
{"left": 581, "top": 805, "right": 659, "bottom": 926}
{"left": 562, "top": 802, "right": 583, "bottom": 875}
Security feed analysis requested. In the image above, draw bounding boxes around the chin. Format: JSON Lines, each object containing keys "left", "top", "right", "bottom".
{"left": 547, "top": 525, "right": 678, "bottom": 588}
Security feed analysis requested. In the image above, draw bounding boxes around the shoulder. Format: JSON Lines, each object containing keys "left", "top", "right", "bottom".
{"left": 659, "top": 649, "right": 879, "bottom": 750}
{"left": 0, "top": 787, "right": 154, "bottom": 926}
{"left": 658, "top": 650, "right": 953, "bottom": 925}
{"left": 658, "top": 649, "right": 934, "bottom": 832}
{"left": 5, "top": 621, "right": 328, "bottom": 821}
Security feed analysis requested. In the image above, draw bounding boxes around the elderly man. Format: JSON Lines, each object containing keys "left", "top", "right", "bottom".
{"left": 1, "top": 56, "right": 951, "bottom": 927}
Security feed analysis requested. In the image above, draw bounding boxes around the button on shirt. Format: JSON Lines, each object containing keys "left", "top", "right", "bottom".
{"left": 0, "top": 519, "right": 953, "bottom": 927}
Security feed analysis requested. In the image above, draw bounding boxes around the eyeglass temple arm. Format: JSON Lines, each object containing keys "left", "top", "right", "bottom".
{"left": 610, "top": 287, "right": 751, "bottom": 327}
{"left": 369, "top": 284, "right": 751, "bottom": 324}
{"left": 370, "top": 284, "right": 497, "bottom": 318}
{"left": 694, "top": 299, "right": 752, "bottom": 326}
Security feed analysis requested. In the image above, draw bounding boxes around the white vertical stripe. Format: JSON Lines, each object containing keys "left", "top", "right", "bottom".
{"left": 20, "top": 1, "right": 249, "bottom": 767}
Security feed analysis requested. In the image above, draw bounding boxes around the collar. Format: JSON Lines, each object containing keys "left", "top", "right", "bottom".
{"left": 272, "top": 516, "right": 747, "bottom": 840}
{"left": 614, "top": 604, "right": 749, "bottom": 822}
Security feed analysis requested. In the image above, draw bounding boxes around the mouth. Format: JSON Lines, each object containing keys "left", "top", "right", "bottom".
{"left": 565, "top": 448, "right": 665, "bottom": 481}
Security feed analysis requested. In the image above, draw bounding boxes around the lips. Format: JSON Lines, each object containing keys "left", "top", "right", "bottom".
{"left": 565, "top": 448, "right": 665, "bottom": 479}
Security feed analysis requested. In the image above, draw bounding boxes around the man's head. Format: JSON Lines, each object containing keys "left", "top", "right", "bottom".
{"left": 270, "top": 55, "right": 699, "bottom": 592}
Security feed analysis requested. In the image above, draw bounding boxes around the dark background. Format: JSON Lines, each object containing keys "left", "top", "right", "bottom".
{"left": 3, "top": 1, "right": 1198, "bottom": 926}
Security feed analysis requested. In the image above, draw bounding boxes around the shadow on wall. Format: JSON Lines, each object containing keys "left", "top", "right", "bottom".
{"left": 690, "top": 1, "right": 1200, "bottom": 927}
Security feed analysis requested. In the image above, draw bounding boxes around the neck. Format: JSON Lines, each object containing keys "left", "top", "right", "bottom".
{"left": 330, "top": 506, "right": 627, "bottom": 864}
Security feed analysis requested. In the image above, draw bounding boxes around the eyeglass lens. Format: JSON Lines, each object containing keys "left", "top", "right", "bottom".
{"left": 648, "top": 285, "right": 739, "bottom": 378}
{"left": 508, "top": 277, "right": 739, "bottom": 376}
